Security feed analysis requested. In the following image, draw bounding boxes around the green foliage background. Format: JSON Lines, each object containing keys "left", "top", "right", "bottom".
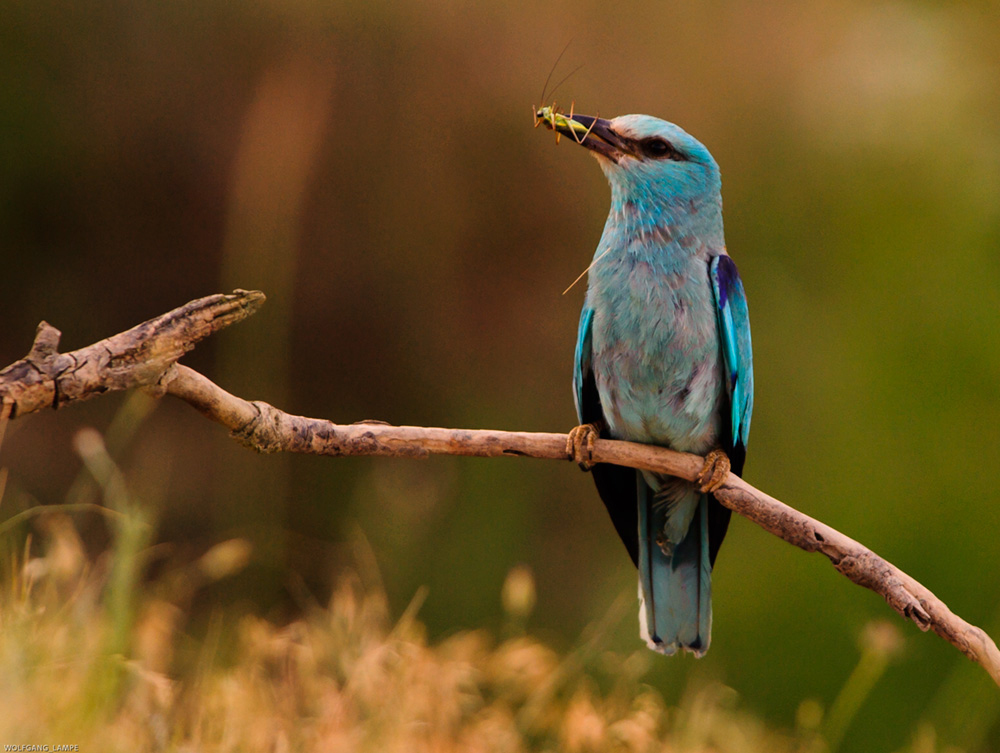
{"left": 2, "top": 0, "right": 999, "bottom": 749}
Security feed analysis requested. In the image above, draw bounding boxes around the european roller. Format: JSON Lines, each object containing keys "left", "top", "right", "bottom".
{"left": 537, "top": 107, "right": 753, "bottom": 656}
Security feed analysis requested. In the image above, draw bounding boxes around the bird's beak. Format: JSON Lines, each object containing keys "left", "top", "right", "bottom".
{"left": 535, "top": 107, "right": 636, "bottom": 163}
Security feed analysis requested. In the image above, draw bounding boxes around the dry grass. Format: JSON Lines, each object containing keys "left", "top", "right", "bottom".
{"left": 0, "top": 515, "right": 780, "bottom": 752}
{"left": 0, "top": 511, "right": 959, "bottom": 753}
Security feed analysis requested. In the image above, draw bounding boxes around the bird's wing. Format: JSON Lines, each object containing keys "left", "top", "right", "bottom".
{"left": 575, "top": 306, "right": 639, "bottom": 565}
{"left": 707, "top": 254, "right": 753, "bottom": 565}
{"left": 573, "top": 307, "right": 596, "bottom": 423}
{"left": 709, "top": 254, "right": 754, "bottom": 470}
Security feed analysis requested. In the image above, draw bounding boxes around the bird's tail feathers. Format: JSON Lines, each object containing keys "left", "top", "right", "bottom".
{"left": 637, "top": 474, "right": 712, "bottom": 656}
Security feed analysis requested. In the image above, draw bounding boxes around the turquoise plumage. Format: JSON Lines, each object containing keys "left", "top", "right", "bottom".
{"left": 545, "top": 109, "right": 753, "bottom": 656}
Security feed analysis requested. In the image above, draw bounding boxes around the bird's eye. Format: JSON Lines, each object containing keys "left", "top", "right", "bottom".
{"left": 643, "top": 138, "right": 682, "bottom": 160}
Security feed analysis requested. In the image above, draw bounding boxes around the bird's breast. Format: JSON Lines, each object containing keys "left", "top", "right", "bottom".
{"left": 588, "top": 251, "right": 724, "bottom": 454}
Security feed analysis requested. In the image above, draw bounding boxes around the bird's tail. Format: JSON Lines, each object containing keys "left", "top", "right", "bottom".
{"left": 637, "top": 472, "right": 712, "bottom": 656}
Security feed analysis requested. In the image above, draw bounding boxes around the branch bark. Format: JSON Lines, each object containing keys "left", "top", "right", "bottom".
{"left": 1, "top": 291, "right": 998, "bottom": 688}
{"left": 0, "top": 290, "right": 265, "bottom": 419}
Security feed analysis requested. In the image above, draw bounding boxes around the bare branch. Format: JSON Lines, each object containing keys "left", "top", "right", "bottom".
{"left": 2, "top": 292, "right": 998, "bottom": 688}
{"left": 0, "top": 290, "right": 265, "bottom": 419}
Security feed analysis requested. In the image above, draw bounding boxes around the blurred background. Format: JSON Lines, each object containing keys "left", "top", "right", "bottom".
{"left": 2, "top": 0, "right": 999, "bottom": 749}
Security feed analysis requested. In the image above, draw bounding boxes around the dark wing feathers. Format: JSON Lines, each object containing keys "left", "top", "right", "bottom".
{"left": 575, "top": 307, "right": 639, "bottom": 565}
{"left": 708, "top": 254, "right": 754, "bottom": 565}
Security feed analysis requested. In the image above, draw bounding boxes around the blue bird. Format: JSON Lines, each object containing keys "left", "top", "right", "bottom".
{"left": 538, "top": 107, "right": 753, "bottom": 656}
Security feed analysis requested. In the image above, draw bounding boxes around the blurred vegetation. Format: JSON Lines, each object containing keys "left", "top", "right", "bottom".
{"left": 0, "top": 432, "right": 957, "bottom": 751}
{"left": 2, "top": 0, "right": 999, "bottom": 749}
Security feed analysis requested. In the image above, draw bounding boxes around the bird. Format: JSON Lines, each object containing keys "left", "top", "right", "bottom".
{"left": 536, "top": 106, "right": 753, "bottom": 656}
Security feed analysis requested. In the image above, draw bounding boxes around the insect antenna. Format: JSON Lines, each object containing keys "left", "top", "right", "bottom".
{"left": 546, "top": 63, "right": 583, "bottom": 105}
{"left": 538, "top": 38, "right": 574, "bottom": 106}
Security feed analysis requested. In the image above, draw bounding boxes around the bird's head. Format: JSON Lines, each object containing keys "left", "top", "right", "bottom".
{"left": 536, "top": 107, "right": 721, "bottom": 208}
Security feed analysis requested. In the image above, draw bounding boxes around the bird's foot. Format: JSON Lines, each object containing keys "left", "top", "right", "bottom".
{"left": 566, "top": 422, "right": 604, "bottom": 471}
{"left": 697, "top": 449, "right": 731, "bottom": 493}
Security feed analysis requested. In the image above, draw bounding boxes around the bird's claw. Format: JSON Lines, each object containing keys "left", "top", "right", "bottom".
{"left": 566, "top": 423, "right": 602, "bottom": 471}
{"left": 697, "top": 449, "right": 731, "bottom": 493}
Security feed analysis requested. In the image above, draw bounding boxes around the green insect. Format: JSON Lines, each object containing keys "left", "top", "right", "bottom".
{"left": 533, "top": 103, "right": 598, "bottom": 146}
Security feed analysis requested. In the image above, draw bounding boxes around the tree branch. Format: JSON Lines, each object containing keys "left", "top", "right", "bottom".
{"left": 2, "top": 292, "right": 998, "bottom": 688}
{"left": 0, "top": 290, "right": 265, "bottom": 419}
